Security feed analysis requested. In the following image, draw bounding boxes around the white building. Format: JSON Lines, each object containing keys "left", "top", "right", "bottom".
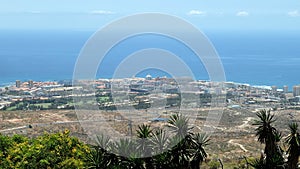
{"left": 283, "top": 85, "right": 288, "bottom": 93}
{"left": 293, "top": 85, "right": 300, "bottom": 96}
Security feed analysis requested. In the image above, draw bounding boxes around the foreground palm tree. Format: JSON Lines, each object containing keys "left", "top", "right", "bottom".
{"left": 150, "top": 129, "right": 170, "bottom": 169}
{"left": 253, "top": 109, "right": 284, "bottom": 168}
{"left": 167, "top": 113, "right": 210, "bottom": 169}
{"left": 167, "top": 114, "right": 191, "bottom": 168}
{"left": 285, "top": 122, "right": 300, "bottom": 169}
{"left": 86, "top": 134, "right": 114, "bottom": 169}
{"left": 168, "top": 114, "right": 192, "bottom": 138}
{"left": 136, "top": 124, "right": 153, "bottom": 156}
{"left": 87, "top": 114, "right": 209, "bottom": 169}
{"left": 136, "top": 124, "right": 153, "bottom": 168}
{"left": 150, "top": 129, "right": 169, "bottom": 154}
{"left": 190, "top": 133, "right": 210, "bottom": 169}
{"left": 112, "top": 138, "right": 143, "bottom": 169}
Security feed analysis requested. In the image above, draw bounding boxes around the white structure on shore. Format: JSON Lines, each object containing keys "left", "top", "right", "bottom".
{"left": 283, "top": 85, "right": 288, "bottom": 93}
{"left": 293, "top": 85, "right": 300, "bottom": 96}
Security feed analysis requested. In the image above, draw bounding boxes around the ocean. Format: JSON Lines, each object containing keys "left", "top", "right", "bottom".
{"left": 0, "top": 30, "right": 300, "bottom": 90}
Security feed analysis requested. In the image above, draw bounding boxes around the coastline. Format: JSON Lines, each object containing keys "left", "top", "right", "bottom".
{"left": 0, "top": 77, "right": 295, "bottom": 92}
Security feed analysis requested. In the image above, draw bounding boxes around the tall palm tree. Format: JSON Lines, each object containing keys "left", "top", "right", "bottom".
{"left": 286, "top": 122, "right": 300, "bottom": 169}
{"left": 150, "top": 129, "right": 170, "bottom": 168}
{"left": 253, "top": 109, "right": 284, "bottom": 168}
{"left": 168, "top": 134, "right": 192, "bottom": 168}
{"left": 167, "top": 114, "right": 195, "bottom": 168}
{"left": 190, "top": 133, "right": 210, "bottom": 169}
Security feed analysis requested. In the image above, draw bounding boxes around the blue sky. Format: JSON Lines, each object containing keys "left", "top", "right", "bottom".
{"left": 0, "top": 0, "right": 300, "bottom": 31}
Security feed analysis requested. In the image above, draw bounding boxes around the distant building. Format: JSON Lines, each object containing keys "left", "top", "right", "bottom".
{"left": 28, "top": 80, "right": 33, "bottom": 88}
{"left": 224, "top": 82, "right": 236, "bottom": 89}
{"left": 245, "top": 84, "right": 251, "bottom": 91}
{"left": 164, "top": 87, "right": 179, "bottom": 94}
{"left": 289, "top": 96, "right": 300, "bottom": 103}
{"left": 293, "top": 85, "right": 300, "bottom": 96}
{"left": 146, "top": 74, "right": 152, "bottom": 80}
{"left": 16, "top": 80, "right": 21, "bottom": 88}
{"left": 271, "top": 86, "right": 277, "bottom": 93}
{"left": 104, "top": 82, "right": 111, "bottom": 89}
{"left": 283, "top": 85, "right": 288, "bottom": 93}
{"left": 214, "top": 87, "right": 222, "bottom": 95}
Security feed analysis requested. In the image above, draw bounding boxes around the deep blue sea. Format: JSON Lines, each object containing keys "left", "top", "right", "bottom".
{"left": 0, "top": 30, "right": 300, "bottom": 90}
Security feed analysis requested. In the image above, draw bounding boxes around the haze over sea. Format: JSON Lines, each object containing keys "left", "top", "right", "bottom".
{"left": 0, "top": 30, "right": 300, "bottom": 90}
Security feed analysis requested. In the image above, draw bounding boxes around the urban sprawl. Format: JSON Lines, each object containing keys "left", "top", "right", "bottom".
{"left": 1, "top": 75, "right": 300, "bottom": 113}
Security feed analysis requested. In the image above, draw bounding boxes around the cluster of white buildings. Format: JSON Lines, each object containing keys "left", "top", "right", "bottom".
{"left": 1, "top": 75, "right": 300, "bottom": 110}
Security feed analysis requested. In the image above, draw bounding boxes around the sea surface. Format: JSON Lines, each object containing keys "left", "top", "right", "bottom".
{"left": 0, "top": 30, "right": 300, "bottom": 90}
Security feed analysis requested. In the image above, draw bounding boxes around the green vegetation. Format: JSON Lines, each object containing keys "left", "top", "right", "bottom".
{"left": 0, "top": 110, "right": 299, "bottom": 168}
{"left": 250, "top": 110, "right": 300, "bottom": 169}
{"left": 252, "top": 109, "right": 284, "bottom": 168}
{"left": 286, "top": 123, "right": 300, "bottom": 169}
{"left": 0, "top": 130, "right": 90, "bottom": 168}
{"left": 2, "top": 98, "right": 75, "bottom": 111}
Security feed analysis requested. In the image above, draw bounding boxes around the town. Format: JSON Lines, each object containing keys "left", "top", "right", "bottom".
{"left": 0, "top": 75, "right": 300, "bottom": 113}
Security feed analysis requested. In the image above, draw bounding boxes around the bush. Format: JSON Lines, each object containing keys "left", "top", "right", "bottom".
{"left": 0, "top": 130, "right": 90, "bottom": 169}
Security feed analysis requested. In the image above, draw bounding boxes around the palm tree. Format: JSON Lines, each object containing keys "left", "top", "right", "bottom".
{"left": 250, "top": 158, "right": 266, "bottom": 169}
{"left": 190, "top": 133, "right": 210, "bottom": 169}
{"left": 111, "top": 138, "right": 142, "bottom": 169}
{"left": 86, "top": 134, "right": 114, "bottom": 169}
{"left": 95, "top": 134, "right": 111, "bottom": 150}
{"left": 253, "top": 109, "right": 284, "bottom": 168}
{"left": 286, "top": 122, "right": 300, "bottom": 169}
{"left": 168, "top": 114, "right": 192, "bottom": 139}
{"left": 169, "top": 134, "right": 192, "bottom": 168}
{"left": 150, "top": 129, "right": 170, "bottom": 168}
{"left": 136, "top": 124, "right": 153, "bottom": 168}
{"left": 87, "top": 145, "right": 113, "bottom": 169}
{"left": 137, "top": 124, "right": 153, "bottom": 138}
{"left": 112, "top": 138, "right": 137, "bottom": 158}
{"left": 167, "top": 114, "right": 195, "bottom": 168}
{"left": 136, "top": 124, "right": 153, "bottom": 156}
{"left": 150, "top": 129, "right": 169, "bottom": 154}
